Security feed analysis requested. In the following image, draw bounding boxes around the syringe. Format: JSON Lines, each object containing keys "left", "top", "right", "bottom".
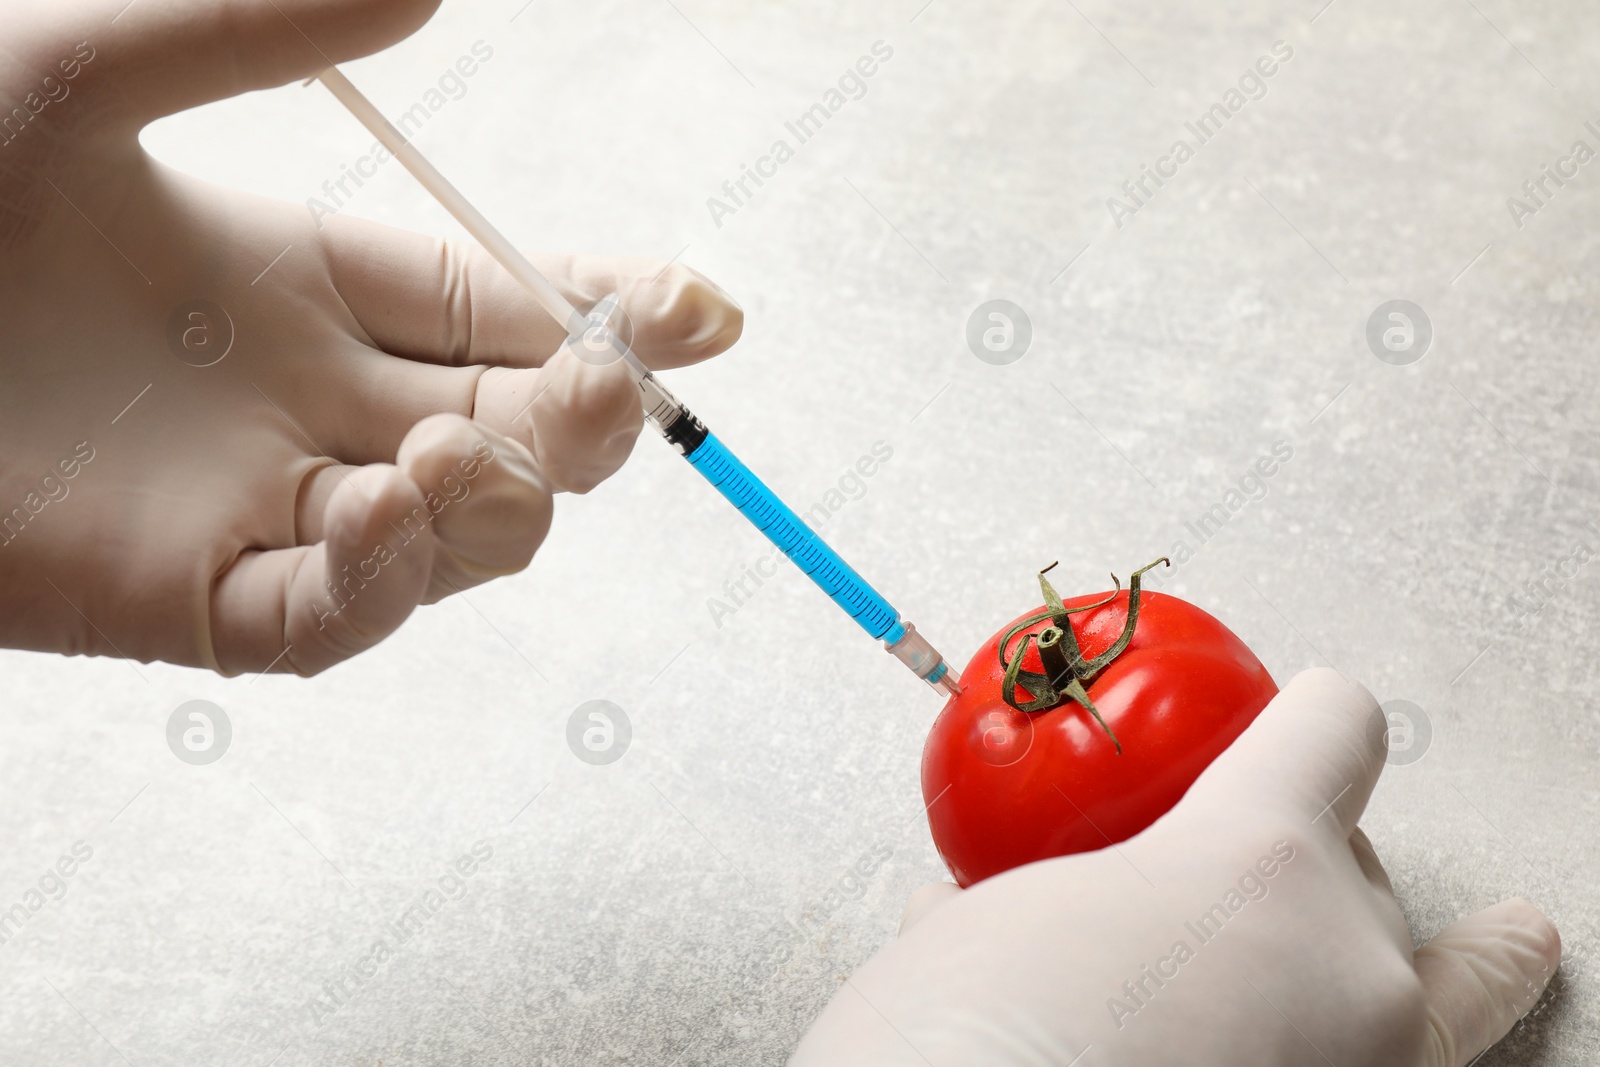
{"left": 312, "top": 67, "right": 961, "bottom": 697}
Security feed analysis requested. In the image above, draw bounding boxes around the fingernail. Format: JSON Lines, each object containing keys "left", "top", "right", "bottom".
{"left": 686, "top": 263, "right": 742, "bottom": 311}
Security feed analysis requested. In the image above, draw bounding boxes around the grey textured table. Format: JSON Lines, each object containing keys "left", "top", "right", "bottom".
{"left": 2, "top": 1, "right": 1597, "bottom": 1064}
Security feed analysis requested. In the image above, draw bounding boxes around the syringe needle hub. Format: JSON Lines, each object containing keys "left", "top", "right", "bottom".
{"left": 885, "top": 621, "right": 961, "bottom": 696}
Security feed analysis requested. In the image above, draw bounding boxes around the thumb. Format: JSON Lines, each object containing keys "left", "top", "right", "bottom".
{"left": 1179, "top": 668, "right": 1387, "bottom": 843}
{"left": 1415, "top": 897, "right": 1562, "bottom": 1067}
{"left": 79, "top": 0, "right": 440, "bottom": 129}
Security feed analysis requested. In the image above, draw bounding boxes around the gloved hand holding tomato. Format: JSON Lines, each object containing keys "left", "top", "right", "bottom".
{"left": 922, "top": 560, "right": 1279, "bottom": 886}
{"left": 796, "top": 669, "right": 1562, "bottom": 1067}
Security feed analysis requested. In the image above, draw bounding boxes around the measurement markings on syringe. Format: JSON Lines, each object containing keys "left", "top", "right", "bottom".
{"left": 706, "top": 441, "right": 894, "bottom": 629}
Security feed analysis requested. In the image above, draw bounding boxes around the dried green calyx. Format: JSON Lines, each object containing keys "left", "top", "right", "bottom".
{"left": 997, "top": 558, "right": 1171, "bottom": 754}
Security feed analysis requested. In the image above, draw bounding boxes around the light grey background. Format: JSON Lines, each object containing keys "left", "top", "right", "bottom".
{"left": 2, "top": 0, "right": 1597, "bottom": 1063}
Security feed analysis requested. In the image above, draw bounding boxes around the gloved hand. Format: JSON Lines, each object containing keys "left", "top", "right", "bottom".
{"left": 793, "top": 670, "right": 1561, "bottom": 1066}
{"left": 0, "top": 0, "right": 740, "bottom": 675}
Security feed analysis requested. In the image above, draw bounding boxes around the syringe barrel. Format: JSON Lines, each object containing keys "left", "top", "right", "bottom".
{"left": 682, "top": 432, "right": 905, "bottom": 644}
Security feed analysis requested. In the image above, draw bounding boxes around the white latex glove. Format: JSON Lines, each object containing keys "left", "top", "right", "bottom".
{"left": 0, "top": 0, "right": 740, "bottom": 675}
{"left": 793, "top": 670, "right": 1562, "bottom": 1067}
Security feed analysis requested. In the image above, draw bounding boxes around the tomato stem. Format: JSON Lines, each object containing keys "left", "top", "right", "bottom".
{"left": 997, "top": 558, "right": 1171, "bottom": 753}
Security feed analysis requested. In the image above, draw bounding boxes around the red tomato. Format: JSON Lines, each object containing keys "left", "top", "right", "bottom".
{"left": 922, "top": 570, "right": 1277, "bottom": 887}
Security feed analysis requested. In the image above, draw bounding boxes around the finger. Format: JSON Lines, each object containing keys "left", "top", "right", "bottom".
{"left": 317, "top": 216, "right": 743, "bottom": 369}
{"left": 1178, "top": 668, "right": 1387, "bottom": 841}
{"left": 210, "top": 464, "right": 435, "bottom": 676}
{"left": 82, "top": 0, "right": 440, "bottom": 128}
{"left": 295, "top": 342, "right": 480, "bottom": 467}
{"left": 1416, "top": 898, "right": 1561, "bottom": 1067}
{"left": 293, "top": 463, "right": 362, "bottom": 545}
{"left": 473, "top": 352, "right": 642, "bottom": 494}
{"left": 393, "top": 414, "right": 552, "bottom": 603}
{"left": 898, "top": 882, "right": 960, "bottom": 936}
{"left": 295, "top": 344, "right": 639, "bottom": 492}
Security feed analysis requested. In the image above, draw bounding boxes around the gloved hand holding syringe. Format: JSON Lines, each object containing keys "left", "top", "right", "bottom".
{"left": 313, "top": 67, "right": 960, "bottom": 697}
